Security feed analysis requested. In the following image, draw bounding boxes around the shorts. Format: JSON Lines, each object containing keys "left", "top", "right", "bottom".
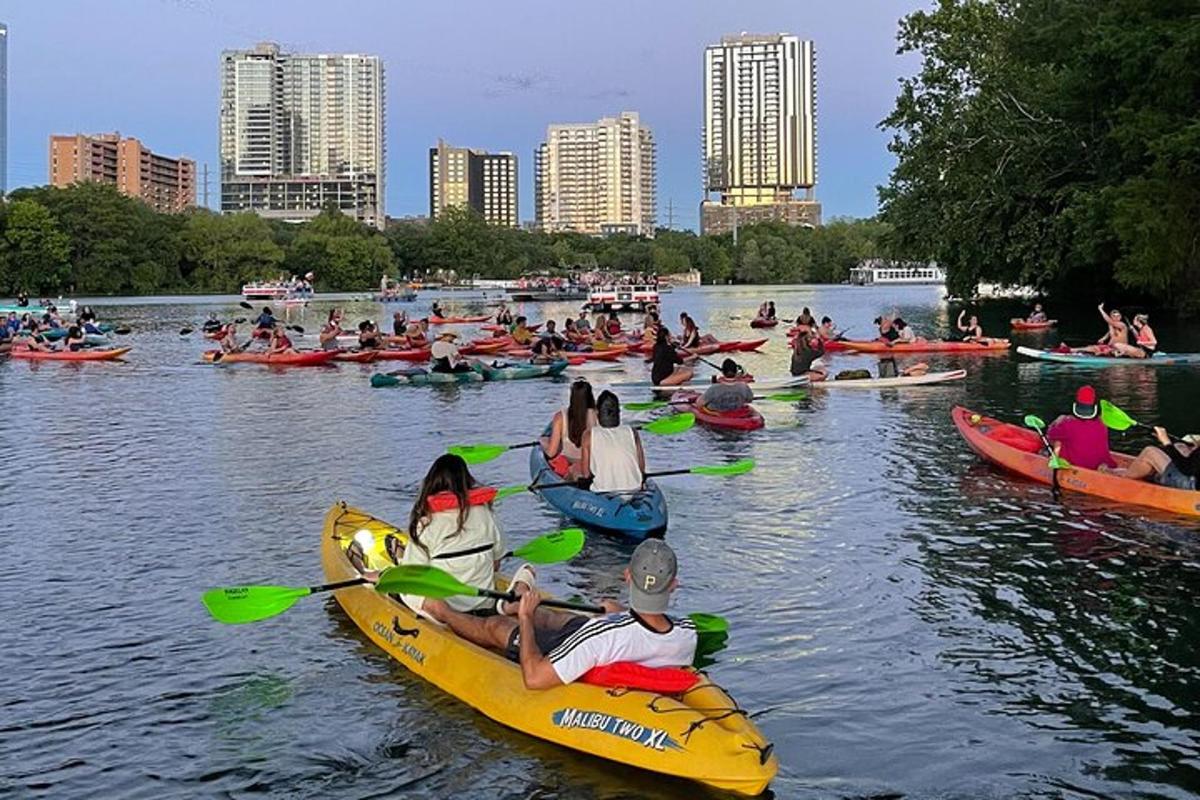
{"left": 1156, "top": 462, "right": 1197, "bottom": 491}
{"left": 1139, "top": 344, "right": 1156, "bottom": 357}
{"left": 505, "top": 615, "right": 588, "bottom": 663}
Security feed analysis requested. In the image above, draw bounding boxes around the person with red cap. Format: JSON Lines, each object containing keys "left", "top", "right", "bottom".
{"left": 1047, "top": 386, "right": 1117, "bottom": 470}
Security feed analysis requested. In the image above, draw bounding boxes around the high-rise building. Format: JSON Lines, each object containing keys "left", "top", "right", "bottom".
{"left": 428, "top": 140, "right": 518, "bottom": 227}
{"left": 49, "top": 133, "right": 196, "bottom": 213}
{"left": 534, "top": 112, "right": 656, "bottom": 237}
{"left": 0, "top": 22, "right": 7, "bottom": 196}
{"left": 701, "top": 33, "right": 820, "bottom": 234}
{"left": 219, "top": 42, "right": 385, "bottom": 229}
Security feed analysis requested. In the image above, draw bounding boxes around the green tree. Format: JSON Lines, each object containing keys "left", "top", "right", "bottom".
{"left": 2, "top": 200, "right": 71, "bottom": 295}
{"left": 180, "top": 211, "right": 283, "bottom": 291}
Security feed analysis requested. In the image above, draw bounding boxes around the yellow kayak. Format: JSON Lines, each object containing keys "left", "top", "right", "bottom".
{"left": 322, "top": 502, "right": 778, "bottom": 795}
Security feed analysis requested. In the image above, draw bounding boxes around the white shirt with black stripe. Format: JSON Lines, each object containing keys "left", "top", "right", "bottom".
{"left": 548, "top": 612, "right": 697, "bottom": 685}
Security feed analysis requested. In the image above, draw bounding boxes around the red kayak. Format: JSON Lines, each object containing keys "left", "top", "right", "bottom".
{"left": 10, "top": 346, "right": 131, "bottom": 362}
{"left": 1010, "top": 318, "right": 1057, "bottom": 331}
{"left": 202, "top": 349, "right": 338, "bottom": 366}
{"left": 429, "top": 315, "right": 492, "bottom": 325}
{"left": 374, "top": 348, "right": 433, "bottom": 362}
{"left": 750, "top": 318, "right": 779, "bottom": 329}
{"left": 481, "top": 322, "right": 541, "bottom": 333}
{"left": 786, "top": 331, "right": 853, "bottom": 352}
{"left": 459, "top": 341, "right": 509, "bottom": 356}
{"left": 333, "top": 350, "right": 380, "bottom": 363}
{"left": 717, "top": 339, "right": 768, "bottom": 353}
{"left": 671, "top": 390, "right": 764, "bottom": 431}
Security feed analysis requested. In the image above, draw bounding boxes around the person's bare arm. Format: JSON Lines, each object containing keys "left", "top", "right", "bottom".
{"left": 634, "top": 431, "right": 646, "bottom": 479}
{"left": 517, "top": 593, "right": 564, "bottom": 690}
{"left": 579, "top": 430, "right": 594, "bottom": 479}
{"left": 542, "top": 412, "right": 563, "bottom": 456}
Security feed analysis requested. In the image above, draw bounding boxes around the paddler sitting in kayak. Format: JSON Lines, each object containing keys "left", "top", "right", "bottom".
{"left": 562, "top": 318, "right": 590, "bottom": 350}
{"left": 1047, "top": 385, "right": 1117, "bottom": 470}
{"left": 62, "top": 325, "right": 88, "bottom": 352}
{"left": 1079, "top": 303, "right": 1131, "bottom": 356}
{"left": 254, "top": 307, "right": 277, "bottom": 335}
{"left": 1027, "top": 304, "right": 1048, "bottom": 323}
{"left": 874, "top": 315, "right": 899, "bottom": 342}
{"left": 430, "top": 331, "right": 472, "bottom": 373}
{"left": 818, "top": 316, "right": 837, "bottom": 341}
{"left": 531, "top": 322, "right": 567, "bottom": 362}
{"left": 679, "top": 312, "right": 718, "bottom": 349}
{"left": 202, "top": 313, "right": 224, "bottom": 335}
{"left": 580, "top": 390, "right": 647, "bottom": 492}
{"left": 357, "top": 320, "right": 384, "bottom": 350}
{"left": 1127, "top": 313, "right": 1157, "bottom": 359}
{"left": 390, "top": 322, "right": 428, "bottom": 351}
{"left": 495, "top": 302, "right": 514, "bottom": 327}
{"left": 700, "top": 359, "right": 754, "bottom": 411}
{"left": 790, "top": 328, "right": 827, "bottom": 381}
{"left": 605, "top": 311, "right": 623, "bottom": 338}
{"left": 1115, "top": 427, "right": 1199, "bottom": 490}
{"left": 319, "top": 309, "right": 345, "bottom": 351}
{"left": 540, "top": 380, "right": 598, "bottom": 478}
{"left": 422, "top": 538, "right": 697, "bottom": 690}
{"left": 510, "top": 316, "right": 535, "bottom": 346}
{"left": 217, "top": 322, "right": 244, "bottom": 353}
{"left": 893, "top": 317, "right": 921, "bottom": 344}
{"left": 266, "top": 326, "right": 297, "bottom": 355}
{"left": 650, "top": 325, "right": 694, "bottom": 387}
{"left": 391, "top": 310, "right": 409, "bottom": 336}
{"left": 431, "top": 301, "right": 445, "bottom": 319}
{"left": 955, "top": 310, "right": 995, "bottom": 344}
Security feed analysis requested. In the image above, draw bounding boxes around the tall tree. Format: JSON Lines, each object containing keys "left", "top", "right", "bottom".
{"left": 1, "top": 200, "right": 71, "bottom": 294}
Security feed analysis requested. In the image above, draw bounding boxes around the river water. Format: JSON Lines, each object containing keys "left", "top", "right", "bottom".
{"left": 2, "top": 285, "right": 1199, "bottom": 799}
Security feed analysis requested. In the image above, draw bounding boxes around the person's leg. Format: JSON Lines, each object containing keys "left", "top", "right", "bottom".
{"left": 434, "top": 604, "right": 518, "bottom": 649}
{"left": 1116, "top": 446, "right": 1169, "bottom": 480}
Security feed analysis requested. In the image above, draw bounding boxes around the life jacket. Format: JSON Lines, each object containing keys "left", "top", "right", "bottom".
{"left": 581, "top": 662, "right": 700, "bottom": 693}
{"left": 426, "top": 486, "right": 497, "bottom": 512}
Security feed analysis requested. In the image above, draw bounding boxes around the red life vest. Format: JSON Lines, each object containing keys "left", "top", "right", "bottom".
{"left": 425, "top": 486, "right": 498, "bottom": 512}
{"left": 581, "top": 662, "right": 700, "bottom": 693}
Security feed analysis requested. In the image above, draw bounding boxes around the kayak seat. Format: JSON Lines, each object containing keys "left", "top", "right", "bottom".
{"left": 548, "top": 454, "right": 571, "bottom": 478}
{"left": 581, "top": 662, "right": 700, "bottom": 694}
{"left": 701, "top": 404, "right": 753, "bottom": 418}
{"left": 986, "top": 425, "right": 1043, "bottom": 453}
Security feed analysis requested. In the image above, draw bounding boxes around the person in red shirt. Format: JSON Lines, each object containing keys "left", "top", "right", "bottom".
{"left": 1047, "top": 385, "right": 1117, "bottom": 470}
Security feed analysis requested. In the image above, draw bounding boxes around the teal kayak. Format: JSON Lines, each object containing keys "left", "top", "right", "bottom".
{"left": 1016, "top": 346, "right": 1200, "bottom": 367}
{"left": 371, "top": 369, "right": 484, "bottom": 387}
{"left": 476, "top": 359, "right": 569, "bottom": 381}
{"left": 39, "top": 324, "right": 114, "bottom": 341}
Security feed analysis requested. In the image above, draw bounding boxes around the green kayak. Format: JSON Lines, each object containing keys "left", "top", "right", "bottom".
{"left": 476, "top": 359, "right": 569, "bottom": 381}
{"left": 371, "top": 369, "right": 484, "bottom": 387}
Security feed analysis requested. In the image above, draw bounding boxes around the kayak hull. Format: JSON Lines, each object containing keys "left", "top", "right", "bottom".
{"left": 333, "top": 350, "right": 380, "bottom": 363}
{"left": 611, "top": 375, "right": 809, "bottom": 392}
{"left": 1015, "top": 345, "right": 1200, "bottom": 367}
{"left": 429, "top": 315, "right": 492, "bottom": 324}
{"left": 371, "top": 369, "right": 484, "bottom": 386}
{"left": 477, "top": 360, "right": 569, "bottom": 380}
{"left": 9, "top": 346, "right": 131, "bottom": 362}
{"left": 322, "top": 504, "right": 777, "bottom": 795}
{"left": 671, "top": 391, "right": 764, "bottom": 431}
{"left": 842, "top": 339, "right": 1010, "bottom": 354}
{"left": 953, "top": 406, "right": 1200, "bottom": 518}
{"left": 374, "top": 348, "right": 432, "bottom": 362}
{"left": 202, "top": 349, "right": 338, "bottom": 366}
{"left": 813, "top": 369, "right": 967, "bottom": 389}
{"left": 1010, "top": 319, "right": 1056, "bottom": 331}
{"left": 749, "top": 318, "right": 778, "bottom": 329}
{"left": 529, "top": 440, "right": 668, "bottom": 539}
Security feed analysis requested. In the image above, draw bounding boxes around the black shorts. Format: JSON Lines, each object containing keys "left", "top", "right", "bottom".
{"left": 505, "top": 615, "right": 588, "bottom": 663}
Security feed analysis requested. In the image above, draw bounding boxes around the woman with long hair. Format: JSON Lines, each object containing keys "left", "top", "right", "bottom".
{"left": 541, "top": 380, "right": 598, "bottom": 477}
{"left": 650, "top": 324, "right": 694, "bottom": 387}
{"left": 398, "top": 454, "right": 508, "bottom": 616}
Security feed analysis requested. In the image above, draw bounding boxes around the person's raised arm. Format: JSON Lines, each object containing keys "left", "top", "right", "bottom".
{"left": 956, "top": 310, "right": 967, "bottom": 331}
{"left": 1097, "top": 303, "right": 1109, "bottom": 324}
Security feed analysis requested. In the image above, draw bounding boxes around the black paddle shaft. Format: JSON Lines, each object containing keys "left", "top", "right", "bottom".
{"left": 310, "top": 577, "right": 370, "bottom": 594}
{"left": 475, "top": 586, "right": 604, "bottom": 614}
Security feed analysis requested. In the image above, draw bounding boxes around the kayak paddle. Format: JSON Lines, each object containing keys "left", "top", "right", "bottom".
{"left": 448, "top": 413, "right": 697, "bottom": 465}
{"left": 374, "top": 564, "right": 729, "bottom": 633}
{"left": 201, "top": 529, "right": 587, "bottom": 624}
{"left": 1023, "top": 414, "right": 1068, "bottom": 499}
{"left": 1099, "top": 400, "right": 1181, "bottom": 442}
{"left": 625, "top": 391, "right": 808, "bottom": 411}
{"left": 503, "top": 458, "right": 757, "bottom": 495}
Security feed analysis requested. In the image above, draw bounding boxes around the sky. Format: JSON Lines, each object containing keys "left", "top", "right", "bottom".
{"left": 2, "top": 0, "right": 925, "bottom": 229}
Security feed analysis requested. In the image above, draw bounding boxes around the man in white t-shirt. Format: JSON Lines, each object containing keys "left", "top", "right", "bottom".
{"left": 427, "top": 539, "right": 696, "bottom": 689}
{"left": 430, "top": 331, "right": 471, "bottom": 373}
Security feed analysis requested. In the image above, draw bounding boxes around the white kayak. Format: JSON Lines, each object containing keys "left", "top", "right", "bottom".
{"left": 564, "top": 361, "right": 626, "bottom": 374}
{"left": 811, "top": 369, "right": 967, "bottom": 389}
{"left": 607, "top": 375, "right": 810, "bottom": 392}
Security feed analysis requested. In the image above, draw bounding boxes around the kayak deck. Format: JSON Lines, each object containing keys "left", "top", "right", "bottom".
{"left": 1016, "top": 346, "right": 1200, "bottom": 366}
{"left": 323, "top": 503, "right": 777, "bottom": 795}
{"left": 952, "top": 406, "right": 1200, "bottom": 518}
{"left": 812, "top": 369, "right": 967, "bottom": 389}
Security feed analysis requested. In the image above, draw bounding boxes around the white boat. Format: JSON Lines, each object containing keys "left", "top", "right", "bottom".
{"left": 810, "top": 369, "right": 967, "bottom": 389}
{"left": 607, "top": 375, "right": 809, "bottom": 392}
{"left": 849, "top": 260, "right": 945, "bottom": 286}
{"left": 586, "top": 284, "right": 660, "bottom": 312}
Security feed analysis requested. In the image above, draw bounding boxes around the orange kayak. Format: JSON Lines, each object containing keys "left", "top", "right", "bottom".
{"left": 1010, "top": 319, "right": 1056, "bottom": 331}
{"left": 429, "top": 315, "right": 492, "bottom": 324}
{"left": 843, "top": 339, "right": 1010, "bottom": 354}
{"left": 10, "top": 346, "right": 131, "bottom": 361}
{"left": 202, "top": 349, "right": 338, "bottom": 366}
{"left": 374, "top": 348, "right": 432, "bottom": 362}
{"left": 952, "top": 406, "right": 1200, "bottom": 518}
{"left": 332, "top": 350, "right": 380, "bottom": 363}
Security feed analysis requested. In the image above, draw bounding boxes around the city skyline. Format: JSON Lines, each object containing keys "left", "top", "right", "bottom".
{"left": 2, "top": 1, "right": 921, "bottom": 229}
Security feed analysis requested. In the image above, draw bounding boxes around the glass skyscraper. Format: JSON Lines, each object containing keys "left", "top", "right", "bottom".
{"left": 1, "top": 22, "right": 8, "bottom": 196}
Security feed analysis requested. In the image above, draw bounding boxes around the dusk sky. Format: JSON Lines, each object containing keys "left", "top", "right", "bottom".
{"left": 4, "top": 0, "right": 924, "bottom": 229}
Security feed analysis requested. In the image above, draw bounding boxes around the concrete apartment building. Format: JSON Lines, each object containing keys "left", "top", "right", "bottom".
{"left": 701, "top": 33, "right": 820, "bottom": 235}
{"left": 534, "top": 112, "right": 656, "bottom": 237}
{"left": 219, "top": 42, "right": 385, "bottom": 229}
{"left": 429, "top": 140, "right": 518, "bottom": 227}
{"left": 48, "top": 133, "right": 196, "bottom": 213}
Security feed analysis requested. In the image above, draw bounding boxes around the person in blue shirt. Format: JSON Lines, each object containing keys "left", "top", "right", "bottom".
{"left": 4, "top": 312, "right": 19, "bottom": 334}
{"left": 254, "top": 307, "right": 276, "bottom": 332}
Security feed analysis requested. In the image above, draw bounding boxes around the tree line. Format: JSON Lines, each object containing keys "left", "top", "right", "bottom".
{"left": 881, "top": 0, "right": 1200, "bottom": 314}
{"left": 0, "top": 182, "right": 890, "bottom": 296}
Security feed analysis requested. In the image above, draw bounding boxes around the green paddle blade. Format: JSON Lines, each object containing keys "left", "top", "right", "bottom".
{"left": 375, "top": 564, "right": 480, "bottom": 599}
{"left": 687, "top": 612, "right": 729, "bottom": 635}
{"left": 761, "top": 391, "right": 808, "bottom": 403}
{"left": 447, "top": 443, "right": 510, "bottom": 465}
{"left": 625, "top": 400, "right": 669, "bottom": 411}
{"left": 512, "top": 528, "right": 586, "bottom": 564}
{"left": 202, "top": 585, "right": 310, "bottom": 624}
{"left": 1023, "top": 414, "right": 1046, "bottom": 433}
{"left": 1099, "top": 399, "right": 1137, "bottom": 431}
{"left": 691, "top": 458, "right": 755, "bottom": 477}
{"left": 642, "top": 412, "right": 695, "bottom": 435}
{"left": 494, "top": 484, "right": 529, "bottom": 501}
{"left": 1048, "top": 455, "right": 1071, "bottom": 470}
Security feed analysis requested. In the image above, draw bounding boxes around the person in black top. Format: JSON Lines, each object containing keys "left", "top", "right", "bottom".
{"left": 790, "top": 329, "right": 827, "bottom": 380}
{"left": 650, "top": 325, "right": 693, "bottom": 386}
{"left": 1118, "top": 427, "right": 1199, "bottom": 490}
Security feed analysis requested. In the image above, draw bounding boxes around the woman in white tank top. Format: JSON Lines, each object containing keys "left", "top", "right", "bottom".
{"left": 582, "top": 390, "right": 645, "bottom": 492}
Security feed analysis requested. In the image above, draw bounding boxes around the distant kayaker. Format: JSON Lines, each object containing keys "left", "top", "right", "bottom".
{"left": 390, "top": 454, "right": 511, "bottom": 615}
{"left": 266, "top": 326, "right": 296, "bottom": 355}
{"left": 358, "top": 320, "right": 384, "bottom": 350}
{"left": 581, "top": 390, "right": 646, "bottom": 492}
{"left": 430, "top": 331, "right": 472, "bottom": 373}
{"left": 319, "top": 309, "right": 345, "bottom": 351}
{"left": 1081, "top": 303, "right": 1131, "bottom": 356}
{"left": 795, "top": 307, "right": 815, "bottom": 330}
{"left": 532, "top": 321, "right": 567, "bottom": 361}
{"left": 15, "top": 291, "right": 28, "bottom": 307}
{"left": 818, "top": 316, "right": 837, "bottom": 340}
{"left": 5, "top": 312, "right": 20, "bottom": 334}
{"left": 955, "top": 310, "right": 994, "bottom": 344}
{"left": 894, "top": 318, "right": 919, "bottom": 343}
{"left": 421, "top": 538, "right": 697, "bottom": 690}
{"left": 510, "top": 317, "right": 535, "bottom": 346}
{"left": 1027, "top": 304, "right": 1048, "bottom": 323}
{"left": 605, "top": 311, "right": 623, "bottom": 338}
{"left": 391, "top": 310, "right": 409, "bottom": 336}
{"left": 1120, "top": 313, "right": 1156, "bottom": 359}
{"left": 701, "top": 360, "right": 754, "bottom": 411}
{"left": 1117, "top": 428, "right": 1199, "bottom": 490}
{"left": 563, "top": 318, "right": 589, "bottom": 350}
{"left": 767, "top": 301, "right": 778, "bottom": 321}
{"left": 650, "top": 325, "right": 694, "bottom": 387}
{"left": 217, "top": 322, "right": 243, "bottom": 353}
{"left": 431, "top": 301, "right": 445, "bottom": 319}
{"left": 495, "top": 302, "right": 514, "bottom": 327}
{"left": 1047, "top": 386, "right": 1117, "bottom": 470}
{"left": 540, "top": 380, "right": 598, "bottom": 478}
{"left": 62, "top": 325, "right": 87, "bottom": 352}
{"left": 202, "top": 313, "right": 223, "bottom": 335}
{"left": 395, "top": 322, "right": 428, "bottom": 350}
{"left": 875, "top": 316, "right": 899, "bottom": 342}
{"left": 255, "top": 307, "right": 277, "bottom": 332}
{"left": 679, "top": 312, "right": 718, "bottom": 349}
{"left": 790, "top": 329, "right": 827, "bottom": 382}
{"left": 575, "top": 312, "right": 591, "bottom": 336}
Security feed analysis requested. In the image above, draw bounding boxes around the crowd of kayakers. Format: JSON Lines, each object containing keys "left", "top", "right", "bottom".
{"left": 0, "top": 304, "right": 117, "bottom": 355}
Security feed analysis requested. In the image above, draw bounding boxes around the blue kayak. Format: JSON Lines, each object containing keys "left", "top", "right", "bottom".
{"left": 1016, "top": 346, "right": 1200, "bottom": 367}
{"left": 528, "top": 434, "right": 668, "bottom": 540}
